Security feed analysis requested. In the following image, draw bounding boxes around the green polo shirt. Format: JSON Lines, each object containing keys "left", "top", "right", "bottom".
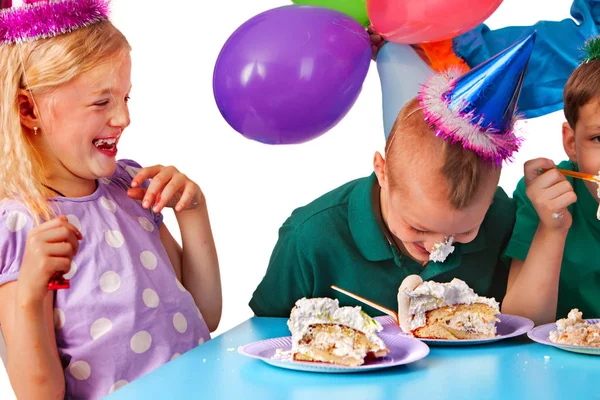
{"left": 250, "top": 173, "right": 515, "bottom": 317}
{"left": 504, "top": 160, "right": 600, "bottom": 318}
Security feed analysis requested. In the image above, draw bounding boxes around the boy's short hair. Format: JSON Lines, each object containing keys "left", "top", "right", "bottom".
{"left": 563, "top": 60, "right": 600, "bottom": 128}
{"left": 385, "top": 98, "right": 499, "bottom": 210}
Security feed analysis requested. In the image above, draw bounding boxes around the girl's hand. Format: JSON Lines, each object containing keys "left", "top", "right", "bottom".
{"left": 368, "top": 25, "right": 385, "bottom": 60}
{"left": 128, "top": 165, "right": 203, "bottom": 213}
{"left": 524, "top": 158, "right": 577, "bottom": 232}
{"left": 18, "top": 216, "right": 82, "bottom": 304}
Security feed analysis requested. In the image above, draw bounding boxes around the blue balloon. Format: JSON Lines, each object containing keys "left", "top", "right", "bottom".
{"left": 377, "top": 43, "right": 432, "bottom": 140}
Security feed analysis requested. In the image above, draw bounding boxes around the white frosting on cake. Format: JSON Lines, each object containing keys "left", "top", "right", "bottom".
{"left": 429, "top": 236, "right": 455, "bottom": 263}
{"left": 403, "top": 278, "right": 499, "bottom": 330}
{"left": 287, "top": 297, "right": 386, "bottom": 353}
{"left": 549, "top": 308, "right": 600, "bottom": 346}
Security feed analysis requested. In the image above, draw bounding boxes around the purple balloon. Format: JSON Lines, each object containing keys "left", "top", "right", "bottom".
{"left": 213, "top": 5, "right": 371, "bottom": 144}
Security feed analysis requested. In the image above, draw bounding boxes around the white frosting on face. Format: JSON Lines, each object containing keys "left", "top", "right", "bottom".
{"left": 287, "top": 298, "right": 386, "bottom": 352}
{"left": 403, "top": 278, "right": 499, "bottom": 330}
{"left": 429, "top": 236, "right": 455, "bottom": 263}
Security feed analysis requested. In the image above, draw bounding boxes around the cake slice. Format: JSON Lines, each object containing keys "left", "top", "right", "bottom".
{"left": 397, "top": 275, "right": 500, "bottom": 340}
{"left": 549, "top": 309, "right": 600, "bottom": 347}
{"left": 287, "top": 298, "right": 389, "bottom": 366}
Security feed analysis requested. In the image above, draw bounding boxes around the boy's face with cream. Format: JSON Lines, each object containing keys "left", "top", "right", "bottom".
{"left": 374, "top": 103, "right": 500, "bottom": 264}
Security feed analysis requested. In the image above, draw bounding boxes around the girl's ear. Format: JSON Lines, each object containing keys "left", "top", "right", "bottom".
{"left": 17, "top": 89, "right": 40, "bottom": 131}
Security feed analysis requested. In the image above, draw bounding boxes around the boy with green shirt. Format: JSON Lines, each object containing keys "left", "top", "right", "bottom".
{"left": 503, "top": 38, "right": 600, "bottom": 324}
{"left": 250, "top": 34, "right": 536, "bottom": 318}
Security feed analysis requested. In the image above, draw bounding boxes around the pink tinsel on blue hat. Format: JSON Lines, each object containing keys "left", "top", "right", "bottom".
{"left": 418, "top": 33, "right": 536, "bottom": 164}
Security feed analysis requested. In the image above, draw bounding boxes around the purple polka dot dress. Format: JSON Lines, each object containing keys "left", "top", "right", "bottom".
{"left": 0, "top": 160, "right": 211, "bottom": 399}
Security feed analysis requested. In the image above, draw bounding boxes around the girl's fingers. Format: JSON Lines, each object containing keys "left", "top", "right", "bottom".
{"left": 127, "top": 187, "right": 146, "bottom": 201}
{"left": 153, "top": 175, "right": 186, "bottom": 213}
{"left": 131, "top": 165, "right": 163, "bottom": 188}
{"left": 34, "top": 215, "right": 69, "bottom": 234}
{"left": 142, "top": 169, "right": 173, "bottom": 209}
{"left": 46, "top": 256, "right": 73, "bottom": 274}
{"left": 39, "top": 225, "right": 81, "bottom": 246}
{"left": 44, "top": 241, "right": 77, "bottom": 258}
{"left": 175, "top": 182, "right": 198, "bottom": 212}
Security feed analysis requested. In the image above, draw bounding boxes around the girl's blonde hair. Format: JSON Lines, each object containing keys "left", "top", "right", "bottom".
{"left": 0, "top": 20, "right": 130, "bottom": 224}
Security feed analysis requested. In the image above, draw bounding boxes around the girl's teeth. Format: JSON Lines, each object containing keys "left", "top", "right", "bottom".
{"left": 93, "top": 138, "right": 117, "bottom": 147}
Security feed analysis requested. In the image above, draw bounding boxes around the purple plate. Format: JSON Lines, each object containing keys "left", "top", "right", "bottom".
{"left": 375, "top": 314, "right": 534, "bottom": 346}
{"left": 238, "top": 334, "right": 429, "bottom": 373}
{"left": 527, "top": 319, "right": 600, "bottom": 355}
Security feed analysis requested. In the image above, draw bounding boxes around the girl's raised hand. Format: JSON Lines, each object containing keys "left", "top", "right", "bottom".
{"left": 128, "top": 165, "right": 203, "bottom": 213}
{"left": 18, "top": 215, "right": 82, "bottom": 304}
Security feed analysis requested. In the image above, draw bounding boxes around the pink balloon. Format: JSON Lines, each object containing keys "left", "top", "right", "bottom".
{"left": 368, "top": 0, "right": 503, "bottom": 44}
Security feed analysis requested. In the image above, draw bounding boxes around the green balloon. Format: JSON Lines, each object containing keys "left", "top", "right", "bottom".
{"left": 292, "top": 0, "right": 369, "bottom": 27}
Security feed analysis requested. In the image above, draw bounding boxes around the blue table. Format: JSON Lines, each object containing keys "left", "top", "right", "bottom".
{"left": 106, "top": 318, "right": 598, "bottom": 399}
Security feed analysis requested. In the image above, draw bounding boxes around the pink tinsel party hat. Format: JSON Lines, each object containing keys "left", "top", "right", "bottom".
{"left": 418, "top": 33, "right": 536, "bottom": 164}
{"left": 0, "top": 0, "right": 109, "bottom": 46}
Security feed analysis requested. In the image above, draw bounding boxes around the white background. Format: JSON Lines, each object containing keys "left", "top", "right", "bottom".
{"left": 0, "top": 0, "right": 574, "bottom": 397}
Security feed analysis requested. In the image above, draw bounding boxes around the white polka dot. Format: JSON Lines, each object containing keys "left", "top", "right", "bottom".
{"left": 63, "top": 261, "right": 78, "bottom": 280}
{"left": 142, "top": 288, "right": 160, "bottom": 308}
{"left": 69, "top": 361, "right": 91, "bottom": 380}
{"left": 125, "top": 165, "right": 140, "bottom": 178}
{"left": 99, "top": 177, "right": 111, "bottom": 185}
{"left": 54, "top": 308, "right": 65, "bottom": 330}
{"left": 171, "top": 353, "right": 181, "bottom": 361}
{"left": 6, "top": 211, "right": 27, "bottom": 232}
{"left": 90, "top": 318, "right": 113, "bottom": 340}
{"left": 105, "top": 230, "right": 124, "bottom": 248}
{"left": 173, "top": 312, "right": 188, "bottom": 333}
{"left": 130, "top": 331, "right": 152, "bottom": 354}
{"left": 109, "top": 379, "right": 128, "bottom": 394}
{"left": 198, "top": 337, "right": 205, "bottom": 345}
{"left": 66, "top": 215, "right": 81, "bottom": 231}
{"left": 138, "top": 216, "right": 154, "bottom": 232}
{"left": 140, "top": 251, "right": 157, "bottom": 270}
{"left": 99, "top": 271, "right": 121, "bottom": 293}
{"left": 100, "top": 196, "right": 117, "bottom": 213}
{"left": 176, "top": 278, "right": 186, "bottom": 292}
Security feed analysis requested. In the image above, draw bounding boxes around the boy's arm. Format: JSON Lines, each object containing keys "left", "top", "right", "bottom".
{"left": 250, "top": 221, "right": 314, "bottom": 317}
{"left": 503, "top": 230, "right": 568, "bottom": 324}
{"left": 501, "top": 158, "right": 576, "bottom": 325}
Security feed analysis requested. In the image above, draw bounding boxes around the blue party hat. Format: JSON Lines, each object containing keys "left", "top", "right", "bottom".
{"left": 419, "top": 32, "right": 536, "bottom": 163}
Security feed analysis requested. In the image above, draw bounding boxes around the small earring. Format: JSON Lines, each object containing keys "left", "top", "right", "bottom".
{"left": 33, "top": 127, "right": 38, "bottom": 135}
